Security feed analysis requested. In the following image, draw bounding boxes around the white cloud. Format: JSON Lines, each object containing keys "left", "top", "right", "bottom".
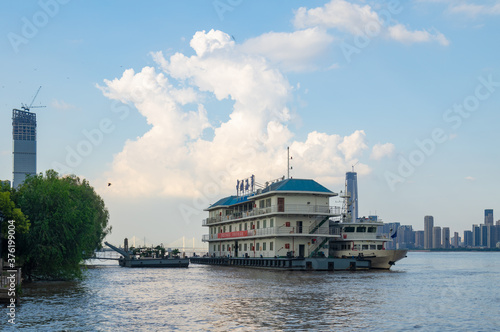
{"left": 388, "top": 24, "right": 450, "bottom": 46}
{"left": 465, "top": 176, "right": 476, "bottom": 181}
{"left": 370, "top": 143, "right": 395, "bottom": 160}
{"left": 294, "top": 0, "right": 449, "bottom": 46}
{"left": 51, "top": 99, "right": 76, "bottom": 110}
{"left": 294, "top": 0, "right": 381, "bottom": 35}
{"left": 97, "top": 29, "right": 374, "bottom": 198}
{"left": 448, "top": 2, "right": 500, "bottom": 17}
{"left": 239, "top": 27, "right": 334, "bottom": 72}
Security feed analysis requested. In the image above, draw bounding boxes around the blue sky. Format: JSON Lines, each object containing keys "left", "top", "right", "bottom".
{"left": 1, "top": 0, "right": 499, "bottom": 247}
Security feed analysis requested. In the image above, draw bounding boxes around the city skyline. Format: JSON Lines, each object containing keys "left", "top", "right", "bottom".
{"left": 386, "top": 209, "right": 500, "bottom": 250}
{"left": 1, "top": 1, "right": 499, "bottom": 245}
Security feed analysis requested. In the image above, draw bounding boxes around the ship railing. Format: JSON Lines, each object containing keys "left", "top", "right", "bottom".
{"left": 203, "top": 205, "right": 340, "bottom": 225}
{"left": 202, "top": 225, "right": 334, "bottom": 241}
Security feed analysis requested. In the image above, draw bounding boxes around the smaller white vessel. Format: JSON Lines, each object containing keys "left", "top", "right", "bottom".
{"left": 328, "top": 172, "right": 407, "bottom": 269}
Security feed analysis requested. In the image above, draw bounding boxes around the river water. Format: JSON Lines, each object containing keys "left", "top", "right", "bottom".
{"left": 2, "top": 252, "right": 499, "bottom": 331}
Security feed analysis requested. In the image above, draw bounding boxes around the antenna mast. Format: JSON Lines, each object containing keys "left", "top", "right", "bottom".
{"left": 287, "top": 147, "right": 293, "bottom": 179}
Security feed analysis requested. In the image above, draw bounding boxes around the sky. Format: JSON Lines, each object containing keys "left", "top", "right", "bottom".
{"left": 1, "top": 0, "right": 499, "bottom": 248}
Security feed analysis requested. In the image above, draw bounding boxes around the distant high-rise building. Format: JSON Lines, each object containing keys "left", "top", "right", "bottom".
{"left": 345, "top": 172, "right": 358, "bottom": 223}
{"left": 378, "top": 222, "right": 400, "bottom": 250}
{"left": 472, "top": 224, "right": 481, "bottom": 247}
{"left": 464, "top": 230, "right": 473, "bottom": 247}
{"left": 12, "top": 109, "right": 37, "bottom": 188}
{"left": 442, "top": 227, "right": 450, "bottom": 249}
{"left": 415, "top": 230, "right": 425, "bottom": 249}
{"left": 424, "top": 216, "right": 434, "bottom": 249}
{"left": 480, "top": 224, "right": 488, "bottom": 247}
{"left": 486, "top": 225, "right": 497, "bottom": 248}
{"left": 397, "top": 225, "right": 414, "bottom": 249}
{"left": 432, "top": 226, "right": 442, "bottom": 249}
{"left": 484, "top": 209, "right": 494, "bottom": 226}
{"left": 452, "top": 232, "right": 460, "bottom": 248}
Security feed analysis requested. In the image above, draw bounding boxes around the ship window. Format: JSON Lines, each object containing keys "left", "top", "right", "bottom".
{"left": 256, "top": 243, "right": 260, "bottom": 251}
{"left": 244, "top": 243, "right": 247, "bottom": 251}
{"left": 344, "top": 227, "right": 355, "bottom": 232}
{"left": 263, "top": 242, "right": 267, "bottom": 251}
{"left": 218, "top": 244, "right": 220, "bottom": 251}
{"left": 223, "top": 226, "right": 226, "bottom": 233}
{"left": 257, "top": 220, "right": 260, "bottom": 229}
{"left": 356, "top": 227, "right": 366, "bottom": 233}
{"left": 377, "top": 245, "right": 383, "bottom": 250}
{"left": 270, "top": 218, "right": 274, "bottom": 227}
{"left": 213, "top": 245, "right": 216, "bottom": 251}
{"left": 260, "top": 200, "right": 265, "bottom": 208}
{"left": 263, "top": 220, "right": 267, "bottom": 228}
{"left": 222, "top": 244, "right": 225, "bottom": 251}
{"left": 266, "top": 198, "right": 271, "bottom": 207}
{"left": 239, "top": 224, "right": 242, "bottom": 231}
{"left": 368, "top": 227, "right": 377, "bottom": 233}
{"left": 239, "top": 244, "right": 241, "bottom": 251}
{"left": 229, "top": 225, "right": 232, "bottom": 232}
{"left": 362, "top": 245, "right": 368, "bottom": 250}
{"left": 353, "top": 244, "right": 360, "bottom": 250}
{"left": 270, "top": 242, "right": 274, "bottom": 250}
{"left": 244, "top": 223, "right": 248, "bottom": 230}
{"left": 370, "top": 245, "right": 376, "bottom": 250}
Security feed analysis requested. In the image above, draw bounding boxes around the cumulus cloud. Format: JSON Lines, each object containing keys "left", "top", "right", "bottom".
{"left": 294, "top": 0, "right": 449, "bottom": 46}
{"left": 239, "top": 28, "right": 334, "bottom": 72}
{"left": 97, "top": 29, "right": 375, "bottom": 198}
{"left": 294, "top": 0, "right": 381, "bottom": 35}
{"left": 370, "top": 143, "right": 395, "bottom": 160}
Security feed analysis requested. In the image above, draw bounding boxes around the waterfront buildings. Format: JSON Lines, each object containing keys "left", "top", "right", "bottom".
{"left": 12, "top": 109, "right": 37, "bottom": 188}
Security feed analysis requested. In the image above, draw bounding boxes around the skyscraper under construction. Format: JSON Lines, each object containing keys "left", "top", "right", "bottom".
{"left": 12, "top": 108, "right": 37, "bottom": 188}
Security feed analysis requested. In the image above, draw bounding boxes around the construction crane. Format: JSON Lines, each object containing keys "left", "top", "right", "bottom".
{"left": 21, "top": 86, "right": 46, "bottom": 112}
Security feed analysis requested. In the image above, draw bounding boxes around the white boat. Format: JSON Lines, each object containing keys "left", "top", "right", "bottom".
{"left": 328, "top": 172, "right": 408, "bottom": 269}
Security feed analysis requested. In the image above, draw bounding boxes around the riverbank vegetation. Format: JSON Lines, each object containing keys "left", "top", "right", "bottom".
{"left": 1, "top": 170, "right": 111, "bottom": 281}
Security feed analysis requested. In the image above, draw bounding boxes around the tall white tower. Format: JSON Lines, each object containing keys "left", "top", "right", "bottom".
{"left": 12, "top": 109, "right": 37, "bottom": 188}
{"left": 345, "top": 171, "right": 358, "bottom": 223}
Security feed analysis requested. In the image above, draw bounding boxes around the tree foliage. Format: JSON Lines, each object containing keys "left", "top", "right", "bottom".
{"left": 0, "top": 190, "right": 30, "bottom": 236}
{"left": 16, "top": 170, "right": 111, "bottom": 280}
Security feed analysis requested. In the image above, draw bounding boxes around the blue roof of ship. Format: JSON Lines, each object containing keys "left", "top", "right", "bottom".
{"left": 207, "top": 195, "right": 252, "bottom": 210}
{"left": 260, "top": 178, "right": 333, "bottom": 195}
{"left": 207, "top": 179, "right": 333, "bottom": 210}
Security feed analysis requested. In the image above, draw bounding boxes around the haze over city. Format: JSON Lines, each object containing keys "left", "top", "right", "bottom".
{"left": 1, "top": 0, "right": 499, "bottom": 246}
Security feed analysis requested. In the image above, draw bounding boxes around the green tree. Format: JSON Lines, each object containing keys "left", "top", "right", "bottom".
{"left": 16, "top": 170, "right": 111, "bottom": 280}
{"left": 0, "top": 190, "right": 30, "bottom": 236}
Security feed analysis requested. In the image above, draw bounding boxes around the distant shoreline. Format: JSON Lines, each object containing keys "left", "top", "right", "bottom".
{"left": 409, "top": 248, "right": 500, "bottom": 252}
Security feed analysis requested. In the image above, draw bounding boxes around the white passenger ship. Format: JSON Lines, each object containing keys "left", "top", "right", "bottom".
{"left": 202, "top": 175, "right": 338, "bottom": 260}
{"left": 196, "top": 173, "right": 406, "bottom": 270}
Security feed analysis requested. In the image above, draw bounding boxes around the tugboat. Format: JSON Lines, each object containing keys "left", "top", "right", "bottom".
{"left": 105, "top": 239, "right": 189, "bottom": 268}
{"left": 328, "top": 171, "right": 407, "bottom": 269}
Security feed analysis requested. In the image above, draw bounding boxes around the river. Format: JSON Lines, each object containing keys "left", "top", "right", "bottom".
{"left": 2, "top": 252, "right": 499, "bottom": 331}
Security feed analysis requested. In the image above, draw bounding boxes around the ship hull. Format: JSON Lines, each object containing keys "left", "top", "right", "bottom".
{"left": 334, "top": 249, "right": 408, "bottom": 269}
